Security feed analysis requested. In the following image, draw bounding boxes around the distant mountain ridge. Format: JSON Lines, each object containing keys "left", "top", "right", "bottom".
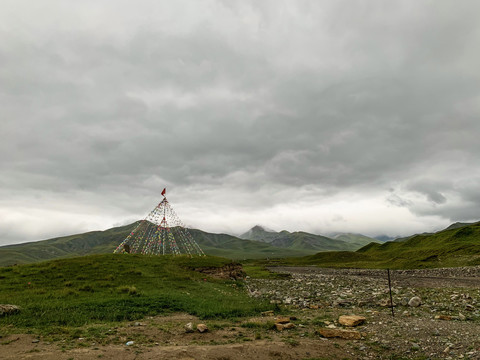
{"left": 0, "top": 223, "right": 322, "bottom": 266}
{"left": 240, "top": 226, "right": 379, "bottom": 252}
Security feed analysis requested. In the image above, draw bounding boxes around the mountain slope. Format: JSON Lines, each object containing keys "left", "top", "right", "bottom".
{"left": 241, "top": 226, "right": 376, "bottom": 252}
{"left": 239, "top": 225, "right": 279, "bottom": 243}
{"left": 283, "top": 222, "right": 480, "bottom": 269}
{"left": 331, "top": 233, "right": 380, "bottom": 248}
{"left": 0, "top": 223, "right": 317, "bottom": 266}
{"left": 354, "top": 221, "right": 480, "bottom": 268}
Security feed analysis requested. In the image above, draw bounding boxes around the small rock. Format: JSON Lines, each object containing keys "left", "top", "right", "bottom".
{"left": 184, "top": 322, "right": 194, "bottom": 333}
{"left": 261, "top": 310, "right": 274, "bottom": 317}
{"left": 333, "top": 299, "right": 352, "bottom": 307}
{"left": 0, "top": 304, "right": 20, "bottom": 316}
{"left": 458, "top": 313, "right": 466, "bottom": 321}
{"left": 378, "top": 299, "right": 396, "bottom": 307}
{"left": 411, "top": 343, "right": 420, "bottom": 351}
{"left": 32, "top": 339, "right": 40, "bottom": 343}
{"left": 338, "top": 315, "right": 366, "bottom": 327}
{"left": 408, "top": 296, "right": 422, "bottom": 307}
{"left": 276, "top": 322, "right": 296, "bottom": 331}
{"left": 316, "top": 328, "right": 362, "bottom": 340}
{"left": 275, "top": 316, "right": 291, "bottom": 324}
{"left": 197, "top": 324, "right": 208, "bottom": 333}
{"left": 465, "top": 304, "right": 475, "bottom": 311}
{"left": 126, "top": 341, "right": 134, "bottom": 346}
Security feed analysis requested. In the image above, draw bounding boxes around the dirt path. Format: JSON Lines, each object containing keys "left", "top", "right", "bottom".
{"left": 0, "top": 335, "right": 348, "bottom": 360}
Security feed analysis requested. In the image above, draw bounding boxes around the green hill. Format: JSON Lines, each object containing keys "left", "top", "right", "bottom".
{"left": 285, "top": 222, "right": 480, "bottom": 269}
{"left": 240, "top": 226, "right": 376, "bottom": 252}
{"left": 330, "top": 233, "right": 381, "bottom": 248}
{"left": 356, "top": 221, "right": 480, "bottom": 268}
{"left": 0, "top": 223, "right": 316, "bottom": 267}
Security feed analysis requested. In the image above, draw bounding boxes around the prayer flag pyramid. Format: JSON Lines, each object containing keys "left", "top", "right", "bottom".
{"left": 114, "top": 189, "right": 205, "bottom": 256}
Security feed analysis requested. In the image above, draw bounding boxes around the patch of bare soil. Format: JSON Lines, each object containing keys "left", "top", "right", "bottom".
{"left": 0, "top": 313, "right": 348, "bottom": 360}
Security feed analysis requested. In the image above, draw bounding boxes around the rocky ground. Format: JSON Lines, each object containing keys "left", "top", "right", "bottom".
{"left": 1, "top": 266, "right": 480, "bottom": 359}
{"left": 245, "top": 266, "right": 480, "bottom": 359}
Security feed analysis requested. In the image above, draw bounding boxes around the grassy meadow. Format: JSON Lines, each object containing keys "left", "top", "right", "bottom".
{"left": 0, "top": 254, "right": 274, "bottom": 337}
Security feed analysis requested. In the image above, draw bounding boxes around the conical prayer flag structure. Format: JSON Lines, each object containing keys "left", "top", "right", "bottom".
{"left": 114, "top": 190, "right": 204, "bottom": 256}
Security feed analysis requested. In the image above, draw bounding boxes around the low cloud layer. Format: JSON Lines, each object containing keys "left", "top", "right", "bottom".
{"left": 1, "top": 1, "right": 480, "bottom": 245}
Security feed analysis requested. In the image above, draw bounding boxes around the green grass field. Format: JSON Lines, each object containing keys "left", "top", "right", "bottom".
{"left": 0, "top": 254, "right": 274, "bottom": 336}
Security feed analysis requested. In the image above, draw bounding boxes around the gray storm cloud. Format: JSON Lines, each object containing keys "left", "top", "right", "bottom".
{"left": 1, "top": 0, "right": 480, "bottom": 245}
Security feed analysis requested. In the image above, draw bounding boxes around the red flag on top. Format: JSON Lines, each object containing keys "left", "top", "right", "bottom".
{"left": 161, "top": 188, "right": 166, "bottom": 197}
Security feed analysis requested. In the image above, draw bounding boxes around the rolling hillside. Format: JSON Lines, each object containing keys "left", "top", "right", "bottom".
{"left": 0, "top": 223, "right": 318, "bottom": 266}
{"left": 285, "top": 221, "right": 480, "bottom": 269}
{"left": 240, "top": 226, "right": 379, "bottom": 252}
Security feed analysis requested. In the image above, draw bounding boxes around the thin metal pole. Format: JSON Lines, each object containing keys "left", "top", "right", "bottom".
{"left": 387, "top": 268, "right": 394, "bottom": 317}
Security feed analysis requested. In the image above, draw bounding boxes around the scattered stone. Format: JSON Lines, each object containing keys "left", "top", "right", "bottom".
{"left": 261, "top": 310, "right": 274, "bottom": 317}
{"left": 126, "top": 341, "right": 134, "bottom": 346}
{"left": 197, "top": 324, "right": 208, "bottom": 333}
{"left": 316, "top": 328, "right": 362, "bottom": 340}
{"left": 411, "top": 343, "right": 421, "bottom": 351}
{"left": 184, "top": 322, "right": 194, "bottom": 333}
{"left": 338, "top": 315, "right": 366, "bottom": 327}
{"left": 465, "top": 304, "right": 475, "bottom": 311}
{"left": 276, "top": 322, "right": 296, "bottom": 331}
{"left": 378, "top": 299, "right": 396, "bottom": 307}
{"left": 275, "top": 316, "right": 291, "bottom": 324}
{"left": 333, "top": 299, "right": 352, "bottom": 307}
{"left": 458, "top": 313, "right": 466, "bottom": 321}
{"left": 408, "top": 296, "right": 422, "bottom": 307}
{"left": 0, "top": 304, "right": 20, "bottom": 316}
{"left": 32, "top": 339, "right": 40, "bottom": 343}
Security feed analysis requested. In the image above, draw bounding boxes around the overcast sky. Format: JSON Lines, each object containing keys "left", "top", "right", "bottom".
{"left": 1, "top": 1, "right": 480, "bottom": 245}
